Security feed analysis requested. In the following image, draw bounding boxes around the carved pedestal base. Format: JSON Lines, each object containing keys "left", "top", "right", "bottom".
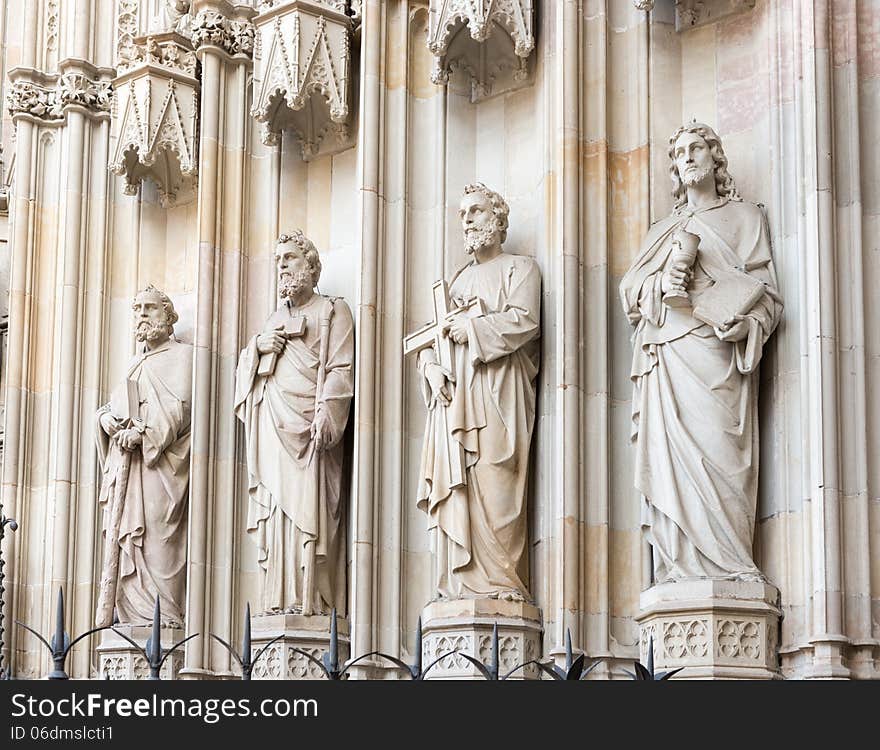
{"left": 97, "top": 626, "right": 184, "bottom": 680}
{"left": 636, "top": 580, "right": 781, "bottom": 680}
{"left": 421, "top": 599, "right": 542, "bottom": 680}
{"left": 250, "top": 613, "right": 350, "bottom": 680}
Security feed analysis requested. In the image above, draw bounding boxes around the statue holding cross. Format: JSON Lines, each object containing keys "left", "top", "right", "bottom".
{"left": 404, "top": 183, "right": 542, "bottom": 602}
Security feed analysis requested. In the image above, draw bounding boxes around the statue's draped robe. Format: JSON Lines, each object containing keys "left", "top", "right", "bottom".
{"left": 619, "top": 197, "right": 782, "bottom": 582}
{"left": 418, "top": 253, "right": 541, "bottom": 600}
{"left": 235, "top": 295, "right": 354, "bottom": 615}
{"left": 96, "top": 339, "right": 192, "bottom": 625}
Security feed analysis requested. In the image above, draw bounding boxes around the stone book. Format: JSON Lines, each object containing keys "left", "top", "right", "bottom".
{"left": 691, "top": 268, "right": 766, "bottom": 330}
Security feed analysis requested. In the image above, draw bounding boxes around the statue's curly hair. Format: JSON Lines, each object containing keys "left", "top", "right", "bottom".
{"left": 133, "top": 284, "right": 178, "bottom": 335}
{"left": 276, "top": 229, "right": 322, "bottom": 287}
{"left": 462, "top": 182, "right": 510, "bottom": 244}
{"left": 668, "top": 122, "right": 740, "bottom": 207}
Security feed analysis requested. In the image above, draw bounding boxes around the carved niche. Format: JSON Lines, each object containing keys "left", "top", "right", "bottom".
{"left": 251, "top": 1, "right": 354, "bottom": 159}
{"left": 427, "top": 0, "right": 534, "bottom": 102}
{"left": 109, "top": 32, "right": 199, "bottom": 206}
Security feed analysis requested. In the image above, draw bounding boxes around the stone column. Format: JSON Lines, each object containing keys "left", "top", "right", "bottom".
{"left": 182, "top": 0, "right": 255, "bottom": 679}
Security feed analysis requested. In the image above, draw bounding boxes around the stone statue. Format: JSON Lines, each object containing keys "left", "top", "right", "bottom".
{"left": 405, "top": 183, "right": 541, "bottom": 602}
{"left": 95, "top": 286, "right": 192, "bottom": 627}
{"left": 234, "top": 231, "right": 354, "bottom": 616}
{"left": 619, "top": 122, "right": 783, "bottom": 584}
{"left": 149, "top": 0, "right": 192, "bottom": 36}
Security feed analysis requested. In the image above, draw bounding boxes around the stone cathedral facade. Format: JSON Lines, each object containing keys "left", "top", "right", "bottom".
{"left": 0, "top": 0, "right": 877, "bottom": 681}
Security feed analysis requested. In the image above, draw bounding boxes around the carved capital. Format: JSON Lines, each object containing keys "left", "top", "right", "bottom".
{"left": 6, "top": 80, "right": 62, "bottom": 120}
{"left": 634, "top": 0, "right": 655, "bottom": 10}
{"left": 57, "top": 73, "right": 113, "bottom": 114}
{"left": 191, "top": 8, "right": 256, "bottom": 57}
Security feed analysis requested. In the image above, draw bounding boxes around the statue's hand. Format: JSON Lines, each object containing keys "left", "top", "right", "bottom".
{"left": 310, "top": 410, "right": 333, "bottom": 452}
{"left": 99, "top": 411, "right": 123, "bottom": 437}
{"left": 715, "top": 316, "right": 750, "bottom": 342}
{"left": 442, "top": 314, "right": 469, "bottom": 345}
{"left": 114, "top": 428, "right": 142, "bottom": 452}
{"left": 257, "top": 329, "right": 286, "bottom": 355}
{"left": 425, "top": 362, "right": 453, "bottom": 409}
{"left": 661, "top": 262, "right": 692, "bottom": 294}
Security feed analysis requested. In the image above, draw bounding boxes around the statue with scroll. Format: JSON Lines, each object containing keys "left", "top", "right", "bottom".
{"left": 235, "top": 231, "right": 354, "bottom": 616}
{"left": 619, "top": 122, "right": 783, "bottom": 584}
{"left": 95, "top": 286, "right": 192, "bottom": 627}
{"left": 405, "top": 183, "right": 541, "bottom": 602}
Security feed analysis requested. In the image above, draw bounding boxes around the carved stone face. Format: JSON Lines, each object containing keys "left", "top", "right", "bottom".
{"left": 133, "top": 290, "right": 172, "bottom": 344}
{"left": 275, "top": 242, "right": 314, "bottom": 298}
{"left": 459, "top": 191, "right": 499, "bottom": 254}
{"left": 673, "top": 131, "right": 715, "bottom": 189}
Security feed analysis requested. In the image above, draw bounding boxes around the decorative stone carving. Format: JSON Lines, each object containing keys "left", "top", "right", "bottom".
{"left": 427, "top": 0, "right": 534, "bottom": 101}
{"left": 637, "top": 580, "right": 781, "bottom": 679}
{"left": 675, "top": 0, "right": 756, "bottom": 30}
{"left": 421, "top": 600, "right": 541, "bottom": 680}
{"left": 191, "top": 8, "right": 256, "bottom": 56}
{"left": 620, "top": 123, "right": 782, "bottom": 585}
{"left": 405, "top": 183, "right": 541, "bottom": 603}
{"left": 250, "top": 613, "right": 350, "bottom": 680}
{"left": 109, "top": 32, "right": 199, "bottom": 205}
{"left": 235, "top": 231, "right": 354, "bottom": 616}
{"left": 97, "top": 625, "right": 184, "bottom": 680}
{"left": 6, "top": 66, "right": 112, "bottom": 122}
{"left": 46, "top": 0, "right": 59, "bottom": 53}
{"left": 58, "top": 73, "right": 113, "bottom": 113}
{"left": 6, "top": 79, "right": 62, "bottom": 120}
{"left": 633, "top": 0, "right": 655, "bottom": 10}
{"left": 251, "top": 1, "right": 354, "bottom": 158}
{"left": 117, "top": 0, "right": 141, "bottom": 63}
{"left": 95, "top": 286, "right": 192, "bottom": 628}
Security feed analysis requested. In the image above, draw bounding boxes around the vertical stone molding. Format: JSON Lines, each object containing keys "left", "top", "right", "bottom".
{"left": 427, "top": 0, "right": 534, "bottom": 101}
{"left": 109, "top": 32, "right": 200, "bottom": 206}
{"left": 637, "top": 581, "right": 781, "bottom": 679}
{"left": 250, "top": 1, "right": 354, "bottom": 159}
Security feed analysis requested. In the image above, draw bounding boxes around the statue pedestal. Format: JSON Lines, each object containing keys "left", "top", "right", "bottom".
{"left": 636, "top": 580, "right": 782, "bottom": 680}
{"left": 249, "top": 613, "right": 350, "bottom": 680}
{"left": 97, "top": 625, "right": 184, "bottom": 680}
{"left": 421, "top": 599, "right": 542, "bottom": 680}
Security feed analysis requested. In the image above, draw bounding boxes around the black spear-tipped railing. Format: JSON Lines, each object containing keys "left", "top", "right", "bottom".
{"left": 0, "top": 514, "right": 19, "bottom": 679}
{"left": 624, "top": 635, "right": 683, "bottom": 681}
{"left": 209, "top": 603, "right": 284, "bottom": 680}
{"left": 15, "top": 587, "right": 113, "bottom": 679}
{"left": 343, "top": 617, "right": 455, "bottom": 680}
{"left": 523, "top": 628, "right": 600, "bottom": 680}
{"left": 109, "top": 596, "right": 197, "bottom": 680}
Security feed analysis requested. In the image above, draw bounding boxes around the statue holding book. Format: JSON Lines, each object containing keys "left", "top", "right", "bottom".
{"left": 95, "top": 286, "right": 192, "bottom": 627}
{"left": 234, "top": 231, "right": 354, "bottom": 616}
{"left": 619, "top": 122, "right": 783, "bottom": 584}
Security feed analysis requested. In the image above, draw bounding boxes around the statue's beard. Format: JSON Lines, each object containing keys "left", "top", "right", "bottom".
{"left": 464, "top": 225, "right": 498, "bottom": 255}
{"left": 135, "top": 319, "right": 168, "bottom": 342}
{"left": 279, "top": 269, "right": 314, "bottom": 299}
{"left": 681, "top": 162, "right": 714, "bottom": 188}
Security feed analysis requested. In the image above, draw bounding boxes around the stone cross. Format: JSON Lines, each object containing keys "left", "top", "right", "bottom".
{"left": 403, "top": 279, "right": 485, "bottom": 488}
